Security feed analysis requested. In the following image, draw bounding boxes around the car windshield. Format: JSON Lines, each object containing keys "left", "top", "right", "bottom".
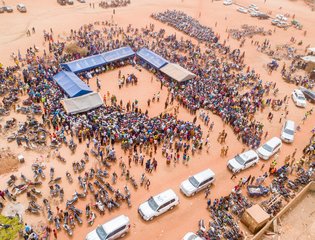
{"left": 188, "top": 176, "right": 200, "bottom": 188}
{"left": 284, "top": 129, "right": 294, "bottom": 135}
{"left": 298, "top": 94, "right": 305, "bottom": 100}
{"left": 187, "top": 235, "right": 199, "bottom": 240}
{"left": 148, "top": 197, "right": 159, "bottom": 211}
{"left": 262, "top": 144, "right": 273, "bottom": 152}
{"left": 235, "top": 155, "right": 245, "bottom": 165}
{"left": 96, "top": 226, "right": 108, "bottom": 239}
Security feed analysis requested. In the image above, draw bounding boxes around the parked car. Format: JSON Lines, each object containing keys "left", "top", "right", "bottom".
{"left": 237, "top": 7, "right": 248, "bottom": 14}
{"left": 300, "top": 87, "right": 315, "bottom": 103}
{"left": 250, "top": 10, "right": 260, "bottom": 17}
{"left": 180, "top": 169, "right": 215, "bottom": 197}
{"left": 281, "top": 120, "right": 295, "bottom": 143}
{"left": 183, "top": 232, "right": 203, "bottom": 240}
{"left": 292, "top": 89, "right": 307, "bottom": 107}
{"left": 258, "top": 13, "right": 270, "bottom": 19}
{"left": 223, "top": 0, "right": 233, "bottom": 5}
{"left": 17, "top": 4, "right": 27, "bottom": 13}
{"left": 276, "top": 14, "right": 287, "bottom": 21}
{"left": 277, "top": 21, "right": 288, "bottom": 28}
{"left": 3, "top": 6, "right": 13, "bottom": 12}
{"left": 77, "top": 0, "right": 86, "bottom": 3}
{"left": 257, "top": 137, "right": 282, "bottom": 160}
{"left": 67, "top": 0, "right": 74, "bottom": 4}
{"left": 85, "top": 215, "right": 130, "bottom": 240}
{"left": 249, "top": 4, "right": 258, "bottom": 10}
{"left": 227, "top": 150, "right": 259, "bottom": 173}
{"left": 138, "top": 189, "right": 179, "bottom": 221}
{"left": 271, "top": 19, "right": 281, "bottom": 25}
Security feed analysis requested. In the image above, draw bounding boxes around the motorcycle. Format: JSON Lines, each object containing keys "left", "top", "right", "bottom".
{"left": 88, "top": 182, "right": 95, "bottom": 193}
{"left": 54, "top": 217, "right": 61, "bottom": 230}
{"left": 47, "top": 209, "right": 54, "bottom": 222}
{"left": 87, "top": 211, "right": 96, "bottom": 226}
{"left": 63, "top": 223, "right": 73, "bottom": 236}
{"left": 43, "top": 198, "right": 51, "bottom": 210}
{"left": 66, "top": 171, "right": 73, "bottom": 183}
{"left": 74, "top": 213, "right": 83, "bottom": 224}
{"left": 26, "top": 207, "right": 40, "bottom": 214}
{"left": 6, "top": 175, "right": 17, "bottom": 187}
{"left": 73, "top": 190, "right": 86, "bottom": 199}
{"left": 94, "top": 200, "right": 105, "bottom": 214}
{"left": 49, "top": 177, "right": 62, "bottom": 185}
{"left": 56, "top": 154, "right": 66, "bottom": 162}
{"left": 66, "top": 195, "right": 78, "bottom": 208}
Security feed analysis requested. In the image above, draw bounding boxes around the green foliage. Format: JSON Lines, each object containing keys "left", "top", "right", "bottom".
{"left": 0, "top": 215, "right": 23, "bottom": 240}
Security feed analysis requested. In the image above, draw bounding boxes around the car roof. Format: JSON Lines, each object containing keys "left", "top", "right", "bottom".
{"left": 294, "top": 89, "right": 304, "bottom": 96}
{"left": 101, "top": 215, "right": 129, "bottom": 233}
{"left": 193, "top": 169, "right": 215, "bottom": 182}
{"left": 284, "top": 120, "right": 295, "bottom": 129}
{"left": 238, "top": 150, "right": 258, "bottom": 161}
{"left": 153, "top": 189, "right": 177, "bottom": 205}
{"left": 265, "top": 137, "right": 281, "bottom": 146}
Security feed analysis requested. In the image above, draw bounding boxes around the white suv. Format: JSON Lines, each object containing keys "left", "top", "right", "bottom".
{"left": 292, "top": 89, "right": 307, "bottom": 107}
{"left": 180, "top": 169, "right": 215, "bottom": 197}
{"left": 227, "top": 150, "right": 259, "bottom": 173}
{"left": 257, "top": 137, "right": 282, "bottom": 160}
{"left": 86, "top": 215, "right": 130, "bottom": 240}
{"left": 138, "top": 189, "right": 179, "bottom": 221}
{"left": 281, "top": 120, "right": 295, "bottom": 143}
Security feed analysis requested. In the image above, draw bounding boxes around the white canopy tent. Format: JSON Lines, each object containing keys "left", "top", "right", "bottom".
{"left": 61, "top": 92, "right": 104, "bottom": 114}
{"left": 160, "top": 63, "right": 196, "bottom": 83}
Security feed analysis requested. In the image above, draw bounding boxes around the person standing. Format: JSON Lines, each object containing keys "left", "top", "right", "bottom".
{"left": 230, "top": 172, "right": 237, "bottom": 180}
{"left": 145, "top": 179, "right": 150, "bottom": 190}
{"left": 0, "top": 190, "right": 5, "bottom": 200}
{"left": 205, "top": 187, "right": 211, "bottom": 198}
{"left": 53, "top": 229, "right": 57, "bottom": 239}
{"left": 207, "top": 199, "right": 211, "bottom": 209}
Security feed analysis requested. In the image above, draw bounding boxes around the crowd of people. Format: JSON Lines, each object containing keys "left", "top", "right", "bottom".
{"left": 99, "top": 0, "right": 131, "bottom": 9}
{"left": 0, "top": 8, "right": 314, "bottom": 239}
{"left": 228, "top": 24, "right": 272, "bottom": 41}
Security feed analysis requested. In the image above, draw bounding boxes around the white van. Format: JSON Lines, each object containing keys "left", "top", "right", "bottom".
{"left": 85, "top": 215, "right": 130, "bottom": 240}
{"left": 227, "top": 150, "right": 259, "bottom": 173}
{"left": 257, "top": 137, "right": 282, "bottom": 160}
{"left": 180, "top": 169, "right": 215, "bottom": 197}
{"left": 138, "top": 189, "right": 179, "bottom": 221}
{"left": 281, "top": 120, "right": 295, "bottom": 143}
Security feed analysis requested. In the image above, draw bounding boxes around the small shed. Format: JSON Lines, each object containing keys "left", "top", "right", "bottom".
{"left": 160, "top": 63, "right": 196, "bottom": 83}
{"left": 61, "top": 92, "right": 104, "bottom": 114}
{"left": 301, "top": 56, "right": 315, "bottom": 73}
{"left": 53, "top": 71, "right": 92, "bottom": 98}
{"left": 241, "top": 204, "right": 270, "bottom": 234}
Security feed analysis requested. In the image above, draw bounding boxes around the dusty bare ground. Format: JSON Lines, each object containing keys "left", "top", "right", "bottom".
{"left": 262, "top": 191, "right": 315, "bottom": 240}
{"left": 0, "top": 148, "right": 19, "bottom": 175}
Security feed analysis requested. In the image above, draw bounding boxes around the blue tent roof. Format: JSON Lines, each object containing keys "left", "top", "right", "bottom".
{"left": 53, "top": 71, "right": 92, "bottom": 98}
{"left": 136, "top": 48, "right": 169, "bottom": 69}
{"left": 61, "top": 54, "right": 106, "bottom": 73}
{"left": 101, "top": 46, "right": 135, "bottom": 63}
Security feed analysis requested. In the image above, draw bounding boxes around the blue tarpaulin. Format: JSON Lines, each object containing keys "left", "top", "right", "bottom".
{"left": 53, "top": 71, "right": 92, "bottom": 98}
{"left": 61, "top": 54, "right": 106, "bottom": 73}
{"left": 101, "top": 46, "right": 135, "bottom": 63}
{"left": 136, "top": 48, "right": 169, "bottom": 69}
